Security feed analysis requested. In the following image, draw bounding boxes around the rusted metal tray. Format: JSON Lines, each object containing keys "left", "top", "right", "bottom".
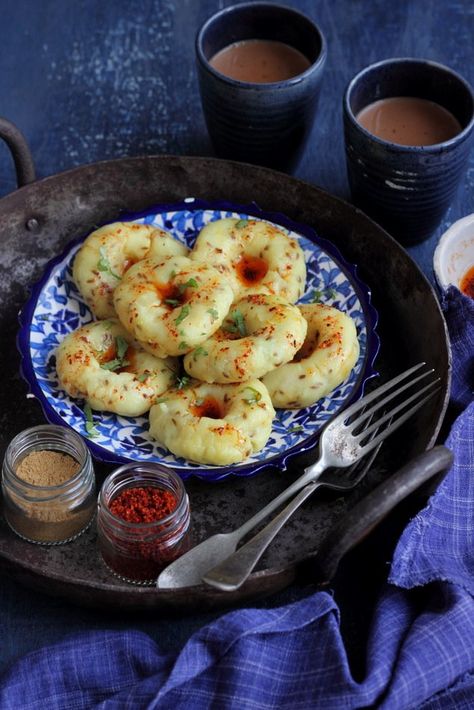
{"left": 0, "top": 150, "right": 450, "bottom": 611}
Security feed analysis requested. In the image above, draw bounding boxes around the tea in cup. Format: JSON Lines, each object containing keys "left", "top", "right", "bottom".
{"left": 343, "top": 58, "right": 474, "bottom": 244}
{"left": 196, "top": 2, "right": 327, "bottom": 172}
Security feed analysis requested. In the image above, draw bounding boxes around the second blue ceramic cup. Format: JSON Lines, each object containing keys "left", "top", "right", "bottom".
{"left": 196, "top": 2, "right": 327, "bottom": 173}
{"left": 343, "top": 58, "right": 474, "bottom": 245}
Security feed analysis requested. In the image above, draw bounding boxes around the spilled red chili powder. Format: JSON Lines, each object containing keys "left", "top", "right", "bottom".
{"left": 109, "top": 486, "right": 177, "bottom": 524}
{"left": 460, "top": 265, "right": 474, "bottom": 299}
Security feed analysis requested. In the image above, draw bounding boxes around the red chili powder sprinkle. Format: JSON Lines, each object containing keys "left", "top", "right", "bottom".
{"left": 460, "top": 265, "right": 474, "bottom": 299}
{"left": 109, "top": 486, "right": 178, "bottom": 524}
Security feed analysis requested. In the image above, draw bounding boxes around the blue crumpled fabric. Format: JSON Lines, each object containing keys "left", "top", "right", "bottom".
{"left": 0, "top": 286, "right": 473, "bottom": 710}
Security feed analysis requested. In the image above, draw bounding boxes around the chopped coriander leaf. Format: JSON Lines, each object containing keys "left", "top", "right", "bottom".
{"left": 165, "top": 298, "right": 180, "bottom": 307}
{"left": 224, "top": 309, "right": 247, "bottom": 337}
{"left": 311, "top": 289, "right": 323, "bottom": 303}
{"left": 175, "top": 305, "right": 190, "bottom": 326}
{"left": 99, "top": 336, "right": 130, "bottom": 371}
{"left": 243, "top": 386, "right": 262, "bottom": 404}
{"left": 194, "top": 397, "right": 204, "bottom": 407}
{"left": 97, "top": 246, "right": 121, "bottom": 280}
{"left": 170, "top": 270, "right": 176, "bottom": 279}
{"left": 101, "top": 358, "right": 123, "bottom": 371}
{"left": 235, "top": 219, "right": 249, "bottom": 229}
{"left": 175, "top": 374, "right": 191, "bottom": 389}
{"left": 289, "top": 425, "right": 304, "bottom": 434}
{"left": 207, "top": 307, "right": 219, "bottom": 322}
{"left": 311, "top": 287, "right": 337, "bottom": 303}
{"left": 178, "top": 341, "right": 188, "bottom": 350}
{"left": 193, "top": 346, "right": 208, "bottom": 360}
{"left": 97, "top": 247, "right": 110, "bottom": 271}
{"left": 116, "top": 336, "right": 129, "bottom": 361}
{"left": 83, "top": 403, "right": 98, "bottom": 438}
{"left": 136, "top": 372, "right": 149, "bottom": 382}
{"left": 178, "top": 277, "right": 198, "bottom": 293}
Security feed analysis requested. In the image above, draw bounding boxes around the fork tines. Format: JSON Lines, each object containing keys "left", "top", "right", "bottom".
{"left": 344, "top": 362, "right": 440, "bottom": 452}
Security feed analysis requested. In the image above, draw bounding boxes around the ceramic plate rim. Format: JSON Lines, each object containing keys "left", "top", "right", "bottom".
{"left": 18, "top": 198, "right": 380, "bottom": 481}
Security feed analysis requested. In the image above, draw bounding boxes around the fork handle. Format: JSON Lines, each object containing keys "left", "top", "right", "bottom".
{"left": 234, "top": 457, "right": 326, "bottom": 541}
{"left": 203, "top": 482, "right": 322, "bottom": 591}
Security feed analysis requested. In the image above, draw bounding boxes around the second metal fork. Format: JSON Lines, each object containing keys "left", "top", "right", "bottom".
{"left": 202, "top": 437, "right": 383, "bottom": 591}
{"left": 157, "top": 362, "right": 439, "bottom": 590}
{"left": 202, "top": 434, "right": 383, "bottom": 592}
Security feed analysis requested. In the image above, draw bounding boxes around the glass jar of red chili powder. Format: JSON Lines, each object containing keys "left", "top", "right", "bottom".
{"left": 97, "top": 463, "right": 191, "bottom": 585}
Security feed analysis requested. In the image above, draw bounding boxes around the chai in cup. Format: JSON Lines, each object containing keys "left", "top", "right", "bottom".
{"left": 356, "top": 97, "right": 462, "bottom": 147}
{"left": 343, "top": 58, "right": 474, "bottom": 244}
{"left": 196, "top": 2, "right": 327, "bottom": 172}
{"left": 209, "top": 39, "right": 312, "bottom": 83}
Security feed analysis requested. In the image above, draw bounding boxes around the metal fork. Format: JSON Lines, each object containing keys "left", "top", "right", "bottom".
{"left": 157, "top": 362, "right": 439, "bottom": 590}
{"left": 202, "top": 429, "right": 383, "bottom": 591}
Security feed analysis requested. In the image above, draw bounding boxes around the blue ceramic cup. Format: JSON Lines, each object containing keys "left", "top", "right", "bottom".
{"left": 343, "top": 58, "right": 474, "bottom": 244}
{"left": 196, "top": 2, "right": 327, "bottom": 172}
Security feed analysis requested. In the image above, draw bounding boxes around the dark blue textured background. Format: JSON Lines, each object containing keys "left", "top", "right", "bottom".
{"left": 0, "top": 0, "right": 473, "bottom": 673}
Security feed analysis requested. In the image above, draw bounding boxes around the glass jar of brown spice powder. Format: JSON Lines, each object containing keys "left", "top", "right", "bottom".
{"left": 2, "top": 424, "right": 95, "bottom": 544}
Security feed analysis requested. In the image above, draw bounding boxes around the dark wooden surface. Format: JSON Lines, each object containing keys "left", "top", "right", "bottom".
{"left": 0, "top": 0, "right": 472, "bottom": 673}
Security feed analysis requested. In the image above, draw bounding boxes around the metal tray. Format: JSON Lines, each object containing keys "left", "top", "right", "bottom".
{"left": 0, "top": 153, "right": 450, "bottom": 611}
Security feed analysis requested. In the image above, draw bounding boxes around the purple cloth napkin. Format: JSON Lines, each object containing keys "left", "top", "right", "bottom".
{"left": 1, "top": 286, "right": 473, "bottom": 709}
{"left": 440, "top": 286, "right": 474, "bottom": 413}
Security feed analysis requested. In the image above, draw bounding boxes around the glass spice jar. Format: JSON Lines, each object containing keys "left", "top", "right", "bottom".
{"left": 2, "top": 424, "right": 96, "bottom": 545}
{"left": 97, "top": 463, "right": 192, "bottom": 585}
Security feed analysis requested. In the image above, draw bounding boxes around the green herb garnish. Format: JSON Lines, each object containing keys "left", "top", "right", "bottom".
{"left": 193, "top": 346, "right": 208, "bottom": 360}
{"left": 84, "top": 403, "right": 98, "bottom": 438}
{"left": 164, "top": 298, "right": 181, "bottom": 307}
{"left": 100, "top": 336, "right": 130, "bottom": 371}
{"left": 178, "top": 341, "right": 188, "bottom": 350}
{"left": 235, "top": 219, "right": 249, "bottom": 229}
{"left": 97, "top": 246, "right": 121, "bottom": 280}
{"left": 243, "top": 386, "right": 262, "bottom": 405}
{"left": 224, "top": 309, "right": 247, "bottom": 337}
{"left": 289, "top": 425, "right": 304, "bottom": 434}
{"left": 207, "top": 307, "right": 219, "bottom": 322}
{"left": 178, "top": 277, "right": 198, "bottom": 293}
{"left": 100, "top": 359, "right": 123, "bottom": 371}
{"left": 175, "top": 374, "right": 191, "bottom": 390}
{"left": 311, "top": 287, "right": 337, "bottom": 303}
{"left": 136, "top": 372, "right": 149, "bottom": 383}
{"left": 175, "top": 305, "right": 190, "bottom": 326}
{"left": 116, "top": 336, "right": 128, "bottom": 360}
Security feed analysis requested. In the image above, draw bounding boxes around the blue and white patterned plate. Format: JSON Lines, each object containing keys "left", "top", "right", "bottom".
{"left": 18, "top": 199, "right": 379, "bottom": 481}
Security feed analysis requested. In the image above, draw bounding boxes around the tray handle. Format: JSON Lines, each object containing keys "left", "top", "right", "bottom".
{"left": 311, "top": 445, "right": 453, "bottom": 584}
{"left": 0, "top": 117, "right": 36, "bottom": 187}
